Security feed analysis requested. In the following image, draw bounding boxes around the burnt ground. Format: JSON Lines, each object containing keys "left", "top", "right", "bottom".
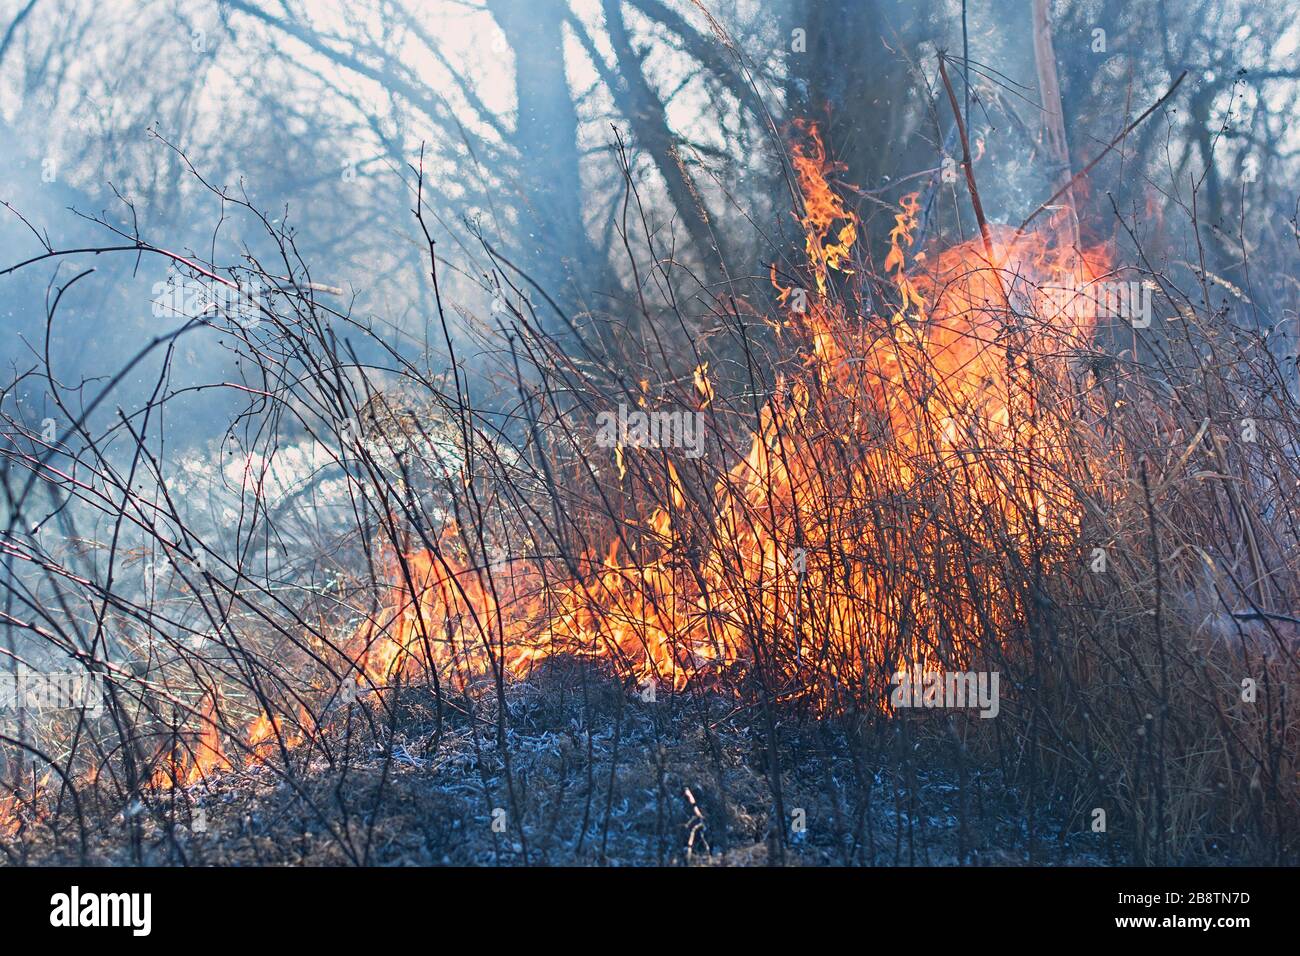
{"left": 8, "top": 660, "right": 1115, "bottom": 866}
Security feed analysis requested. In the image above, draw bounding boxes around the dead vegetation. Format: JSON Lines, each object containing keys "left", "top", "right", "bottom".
{"left": 1, "top": 79, "right": 1298, "bottom": 867}
{"left": 7, "top": 662, "right": 1117, "bottom": 866}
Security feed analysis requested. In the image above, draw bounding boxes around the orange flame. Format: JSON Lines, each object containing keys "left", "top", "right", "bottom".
{"left": 789, "top": 118, "right": 858, "bottom": 296}
{"left": 343, "top": 122, "right": 1112, "bottom": 711}
{"left": 151, "top": 695, "right": 228, "bottom": 789}
{"left": 1, "top": 121, "right": 1116, "bottom": 834}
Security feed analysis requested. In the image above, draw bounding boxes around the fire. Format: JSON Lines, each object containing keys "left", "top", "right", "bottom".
{"left": 884, "top": 192, "right": 927, "bottom": 321}
{"left": 0, "top": 792, "right": 18, "bottom": 837}
{"left": 151, "top": 695, "right": 229, "bottom": 789}
{"left": 343, "top": 122, "right": 1113, "bottom": 710}
{"left": 693, "top": 362, "right": 714, "bottom": 408}
{"left": 246, "top": 708, "right": 307, "bottom": 765}
{"left": 246, "top": 712, "right": 276, "bottom": 752}
{"left": 788, "top": 118, "right": 858, "bottom": 296}
{"left": 2, "top": 121, "right": 1115, "bottom": 826}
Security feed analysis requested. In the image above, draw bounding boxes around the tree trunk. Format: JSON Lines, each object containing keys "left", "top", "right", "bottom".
{"left": 1030, "top": 0, "right": 1079, "bottom": 245}
{"left": 489, "top": 0, "right": 608, "bottom": 332}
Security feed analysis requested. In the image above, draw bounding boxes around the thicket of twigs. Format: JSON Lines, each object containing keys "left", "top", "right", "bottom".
{"left": 0, "top": 127, "right": 1296, "bottom": 865}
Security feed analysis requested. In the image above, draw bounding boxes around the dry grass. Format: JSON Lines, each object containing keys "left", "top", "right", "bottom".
{"left": 1, "top": 134, "right": 1296, "bottom": 867}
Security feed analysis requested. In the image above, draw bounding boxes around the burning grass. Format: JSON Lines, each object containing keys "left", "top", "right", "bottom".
{"left": 1, "top": 121, "right": 1297, "bottom": 865}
